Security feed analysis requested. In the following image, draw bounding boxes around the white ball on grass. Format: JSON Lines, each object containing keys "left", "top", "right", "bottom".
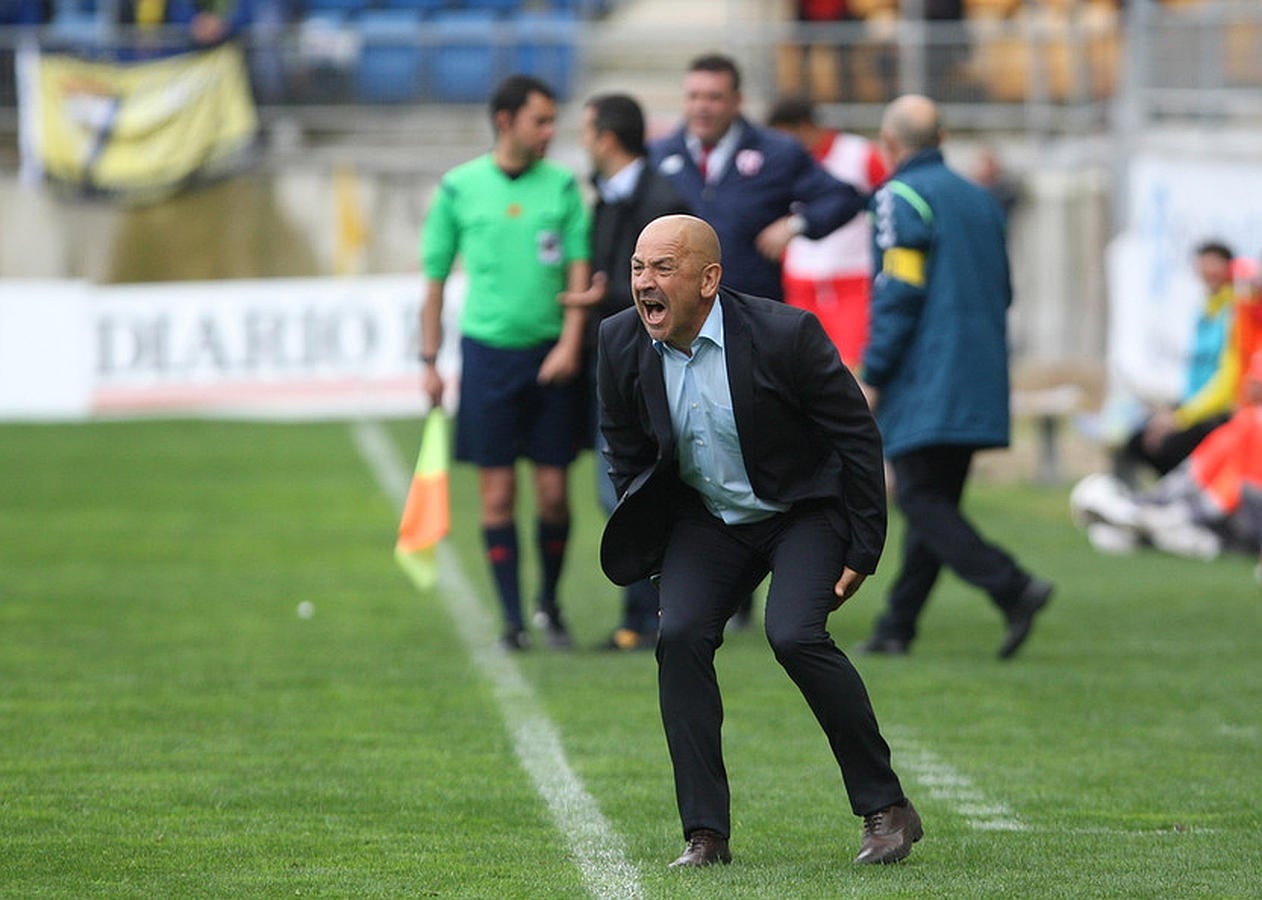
{"left": 297, "top": 601, "right": 315, "bottom": 619}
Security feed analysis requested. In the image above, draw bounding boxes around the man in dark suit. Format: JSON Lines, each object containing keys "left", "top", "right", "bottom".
{"left": 564, "top": 93, "right": 692, "bottom": 652}
{"left": 597, "top": 214, "right": 921, "bottom": 868}
{"left": 649, "top": 53, "right": 866, "bottom": 630}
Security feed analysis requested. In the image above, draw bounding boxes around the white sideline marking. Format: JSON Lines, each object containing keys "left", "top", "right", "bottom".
{"left": 887, "top": 728, "right": 1027, "bottom": 832}
{"left": 351, "top": 421, "right": 643, "bottom": 900}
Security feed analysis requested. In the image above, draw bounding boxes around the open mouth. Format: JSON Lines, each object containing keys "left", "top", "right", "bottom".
{"left": 640, "top": 298, "right": 667, "bottom": 327}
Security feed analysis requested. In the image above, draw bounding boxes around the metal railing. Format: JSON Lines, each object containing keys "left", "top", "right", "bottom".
{"left": 1124, "top": 0, "right": 1262, "bottom": 122}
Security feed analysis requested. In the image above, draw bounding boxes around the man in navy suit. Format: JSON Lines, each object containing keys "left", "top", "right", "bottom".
{"left": 597, "top": 214, "right": 921, "bottom": 868}
{"left": 649, "top": 53, "right": 865, "bottom": 304}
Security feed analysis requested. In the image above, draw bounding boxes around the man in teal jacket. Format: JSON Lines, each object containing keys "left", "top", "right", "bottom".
{"left": 856, "top": 95, "right": 1052, "bottom": 660}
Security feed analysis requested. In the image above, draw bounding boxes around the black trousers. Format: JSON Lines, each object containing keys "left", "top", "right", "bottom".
{"left": 873, "top": 444, "right": 1029, "bottom": 644}
{"left": 591, "top": 363, "right": 661, "bottom": 637}
{"left": 656, "top": 497, "right": 905, "bottom": 839}
{"left": 1120, "top": 415, "right": 1227, "bottom": 479}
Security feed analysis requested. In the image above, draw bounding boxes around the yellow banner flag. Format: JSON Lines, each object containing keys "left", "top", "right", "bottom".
{"left": 20, "top": 42, "right": 257, "bottom": 202}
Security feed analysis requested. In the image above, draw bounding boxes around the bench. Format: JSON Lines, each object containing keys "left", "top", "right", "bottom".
{"left": 1011, "top": 383, "right": 1085, "bottom": 484}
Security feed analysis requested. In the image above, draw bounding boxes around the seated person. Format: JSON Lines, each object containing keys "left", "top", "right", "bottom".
{"left": 1115, "top": 240, "right": 1241, "bottom": 482}
{"left": 1073, "top": 349, "right": 1262, "bottom": 563}
{"left": 112, "top": 0, "right": 255, "bottom": 58}
{"left": 189, "top": 0, "right": 260, "bottom": 46}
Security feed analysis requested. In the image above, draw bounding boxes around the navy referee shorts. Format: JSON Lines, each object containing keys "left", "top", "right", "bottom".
{"left": 455, "top": 335, "right": 580, "bottom": 468}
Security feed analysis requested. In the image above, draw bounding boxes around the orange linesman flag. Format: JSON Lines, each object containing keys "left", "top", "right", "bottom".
{"left": 395, "top": 409, "right": 451, "bottom": 590}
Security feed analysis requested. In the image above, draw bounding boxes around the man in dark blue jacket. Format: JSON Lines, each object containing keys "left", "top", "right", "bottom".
{"left": 648, "top": 53, "right": 865, "bottom": 304}
{"left": 856, "top": 94, "right": 1052, "bottom": 660}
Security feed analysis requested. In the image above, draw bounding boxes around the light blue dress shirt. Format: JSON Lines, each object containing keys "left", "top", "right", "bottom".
{"left": 595, "top": 157, "right": 645, "bottom": 204}
{"left": 655, "top": 299, "right": 789, "bottom": 525}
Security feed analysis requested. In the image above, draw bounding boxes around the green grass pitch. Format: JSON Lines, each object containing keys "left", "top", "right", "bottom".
{"left": 1, "top": 419, "right": 1258, "bottom": 897}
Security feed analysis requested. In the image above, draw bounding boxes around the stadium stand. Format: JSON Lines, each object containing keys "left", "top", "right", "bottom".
{"left": 379, "top": 0, "right": 446, "bottom": 11}
{"left": 1, "top": 0, "right": 1254, "bottom": 113}
{"left": 429, "top": 9, "right": 505, "bottom": 103}
{"left": 46, "top": 5, "right": 104, "bottom": 52}
{"left": 512, "top": 10, "right": 580, "bottom": 100}
{"left": 464, "top": 0, "right": 526, "bottom": 14}
{"left": 0, "top": 1, "right": 50, "bottom": 25}
{"left": 296, "top": 8, "right": 356, "bottom": 102}
{"left": 355, "top": 7, "right": 426, "bottom": 103}
{"left": 304, "top": 0, "right": 368, "bottom": 13}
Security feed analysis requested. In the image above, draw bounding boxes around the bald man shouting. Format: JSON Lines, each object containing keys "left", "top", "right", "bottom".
{"left": 597, "top": 215, "right": 921, "bottom": 868}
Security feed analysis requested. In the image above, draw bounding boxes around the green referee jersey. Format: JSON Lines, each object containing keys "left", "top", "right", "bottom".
{"left": 421, "top": 154, "right": 590, "bottom": 349}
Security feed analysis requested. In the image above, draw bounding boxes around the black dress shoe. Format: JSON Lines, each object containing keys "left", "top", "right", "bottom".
{"left": 854, "top": 636, "right": 910, "bottom": 656}
{"left": 855, "top": 799, "right": 923, "bottom": 864}
{"left": 668, "top": 828, "right": 731, "bottom": 868}
{"left": 533, "top": 610, "right": 574, "bottom": 650}
{"left": 998, "top": 577, "right": 1053, "bottom": 660}
{"left": 499, "top": 628, "right": 531, "bottom": 652}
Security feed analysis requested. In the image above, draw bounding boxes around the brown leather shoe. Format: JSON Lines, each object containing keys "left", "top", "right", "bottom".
{"left": 854, "top": 800, "right": 923, "bottom": 864}
{"left": 668, "top": 828, "right": 732, "bottom": 868}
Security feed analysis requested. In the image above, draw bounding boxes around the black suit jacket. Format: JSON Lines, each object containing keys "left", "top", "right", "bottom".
{"left": 596, "top": 288, "right": 887, "bottom": 586}
{"left": 584, "top": 165, "right": 692, "bottom": 350}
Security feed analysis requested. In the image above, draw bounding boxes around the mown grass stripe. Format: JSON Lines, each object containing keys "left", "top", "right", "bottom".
{"left": 351, "top": 421, "right": 643, "bottom": 900}
{"left": 888, "top": 727, "right": 1026, "bottom": 832}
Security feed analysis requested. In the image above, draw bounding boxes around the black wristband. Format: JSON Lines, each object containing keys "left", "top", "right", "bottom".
{"left": 420, "top": 353, "right": 438, "bottom": 365}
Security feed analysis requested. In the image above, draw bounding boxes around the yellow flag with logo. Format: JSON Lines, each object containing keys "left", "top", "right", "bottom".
{"left": 20, "top": 42, "right": 257, "bottom": 202}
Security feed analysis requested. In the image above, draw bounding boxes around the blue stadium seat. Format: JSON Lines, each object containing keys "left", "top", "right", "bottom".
{"left": 50, "top": 0, "right": 98, "bottom": 17}
{"left": 461, "top": 0, "right": 522, "bottom": 15}
{"left": 47, "top": 10, "right": 103, "bottom": 51}
{"left": 379, "top": 0, "right": 446, "bottom": 12}
{"left": 546, "top": 0, "right": 614, "bottom": 17}
{"left": 2, "top": 0, "right": 51, "bottom": 24}
{"left": 356, "top": 8, "right": 425, "bottom": 103}
{"left": 304, "top": 0, "right": 368, "bottom": 14}
{"left": 430, "top": 10, "right": 505, "bottom": 103}
{"left": 512, "top": 11, "right": 579, "bottom": 99}
{"left": 301, "top": 8, "right": 349, "bottom": 26}
{"left": 297, "top": 10, "right": 356, "bottom": 102}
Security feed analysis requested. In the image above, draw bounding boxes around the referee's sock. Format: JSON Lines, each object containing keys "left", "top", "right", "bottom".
{"left": 536, "top": 517, "right": 569, "bottom": 620}
{"left": 483, "top": 523, "right": 522, "bottom": 631}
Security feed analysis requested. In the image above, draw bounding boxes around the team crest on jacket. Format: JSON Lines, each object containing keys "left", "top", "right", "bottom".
{"left": 660, "top": 154, "right": 685, "bottom": 176}
{"left": 735, "top": 149, "right": 764, "bottom": 177}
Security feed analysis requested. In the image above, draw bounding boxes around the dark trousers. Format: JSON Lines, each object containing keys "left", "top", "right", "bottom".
{"left": 874, "top": 445, "right": 1029, "bottom": 644}
{"left": 1119, "top": 415, "right": 1227, "bottom": 480}
{"left": 657, "top": 497, "right": 905, "bottom": 839}
{"left": 592, "top": 363, "right": 659, "bottom": 636}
